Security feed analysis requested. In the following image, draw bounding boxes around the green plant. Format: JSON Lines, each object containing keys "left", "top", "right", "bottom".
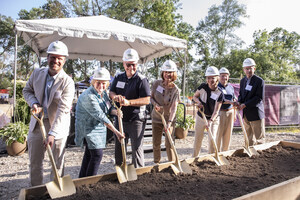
{"left": 175, "top": 104, "right": 195, "bottom": 130}
{"left": 16, "top": 97, "right": 31, "bottom": 124}
{"left": 0, "top": 121, "right": 29, "bottom": 146}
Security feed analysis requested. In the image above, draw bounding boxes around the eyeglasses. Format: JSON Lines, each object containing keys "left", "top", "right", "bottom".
{"left": 125, "top": 63, "right": 136, "bottom": 68}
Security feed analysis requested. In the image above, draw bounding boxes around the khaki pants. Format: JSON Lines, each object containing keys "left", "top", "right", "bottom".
{"left": 217, "top": 109, "right": 235, "bottom": 151}
{"left": 243, "top": 117, "right": 265, "bottom": 146}
{"left": 193, "top": 114, "right": 220, "bottom": 156}
{"left": 152, "top": 122, "right": 175, "bottom": 163}
{"left": 27, "top": 119, "right": 67, "bottom": 186}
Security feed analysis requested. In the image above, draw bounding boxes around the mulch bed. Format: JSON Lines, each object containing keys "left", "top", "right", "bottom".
{"left": 34, "top": 144, "right": 300, "bottom": 200}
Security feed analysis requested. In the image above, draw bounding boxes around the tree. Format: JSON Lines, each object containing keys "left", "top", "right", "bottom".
{"left": 0, "top": 15, "right": 15, "bottom": 56}
{"left": 194, "top": 0, "right": 247, "bottom": 68}
{"left": 250, "top": 28, "right": 299, "bottom": 82}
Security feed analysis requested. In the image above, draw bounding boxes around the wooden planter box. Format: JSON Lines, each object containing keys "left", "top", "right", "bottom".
{"left": 18, "top": 141, "right": 300, "bottom": 200}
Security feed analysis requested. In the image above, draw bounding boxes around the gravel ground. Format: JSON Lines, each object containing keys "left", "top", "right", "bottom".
{"left": 0, "top": 130, "right": 299, "bottom": 200}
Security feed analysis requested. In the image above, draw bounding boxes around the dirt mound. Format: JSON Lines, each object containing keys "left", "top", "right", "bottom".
{"left": 50, "top": 145, "right": 300, "bottom": 200}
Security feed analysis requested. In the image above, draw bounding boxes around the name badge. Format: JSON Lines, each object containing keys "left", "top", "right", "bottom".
{"left": 222, "top": 89, "right": 227, "bottom": 94}
{"left": 156, "top": 85, "right": 164, "bottom": 94}
{"left": 116, "top": 81, "right": 125, "bottom": 89}
{"left": 210, "top": 93, "right": 218, "bottom": 100}
{"left": 245, "top": 85, "right": 252, "bottom": 91}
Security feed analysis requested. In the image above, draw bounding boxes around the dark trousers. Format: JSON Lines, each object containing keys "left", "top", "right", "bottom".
{"left": 79, "top": 146, "right": 103, "bottom": 178}
{"left": 114, "top": 119, "right": 146, "bottom": 168}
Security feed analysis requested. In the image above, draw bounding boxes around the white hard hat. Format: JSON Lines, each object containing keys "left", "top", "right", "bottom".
{"left": 92, "top": 67, "right": 110, "bottom": 81}
{"left": 122, "top": 48, "right": 139, "bottom": 63}
{"left": 47, "top": 41, "right": 69, "bottom": 56}
{"left": 161, "top": 60, "right": 177, "bottom": 72}
{"left": 219, "top": 67, "right": 230, "bottom": 75}
{"left": 243, "top": 58, "right": 256, "bottom": 67}
{"left": 205, "top": 66, "right": 219, "bottom": 76}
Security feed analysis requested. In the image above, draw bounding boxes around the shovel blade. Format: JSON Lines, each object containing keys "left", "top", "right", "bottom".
{"left": 170, "top": 164, "right": 181, "bottom": 175}
{"left": 45, "top": 175, "right": 76, "bottom": 199}
{"left": 212, "top": 155, "right": 230, "bottom": 166}
{"left": 116, "top": 164, "right": 137, "bottom": 184}
{"left": 248, "top": 146, "right": 259, "bottom": 156}
{"left": 116, "top": 165, "right": 128, "bottom": 184}
{"left": 170, "top": 160, "right": 192, "bottom": 175}
{"left": 243, "top": 146, "right": 259, "bottom": 157}
{"left": 127, "top": 164, "right": 137, "bottom": 181}
{"left": 180, "top": 160, "right": 193, "bottom": 174}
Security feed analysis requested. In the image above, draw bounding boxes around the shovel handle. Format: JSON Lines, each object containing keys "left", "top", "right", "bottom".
{"left": 236, "top": 109, "right": 250, "bottom": 148}
{"left": 112, "top": 101, "right": 127, "bottom": 166}
{"left": 31, "top": 109, "right": 63, "bottom": 190}
{"left": 198, "top": 108, "right": 219, "bottom": 158}
{"left": 155, "top": 109, "right": 182, "bottom": 171}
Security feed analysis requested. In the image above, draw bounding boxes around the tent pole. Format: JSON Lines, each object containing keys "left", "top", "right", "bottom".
{"left": 182, "top": 49, "right": 187, "bottom": 98}
{"left": 13, "top": 33, "right": 18, "bottom": 122}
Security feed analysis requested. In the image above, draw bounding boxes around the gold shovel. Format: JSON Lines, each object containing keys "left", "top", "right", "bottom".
{"left": 155, "top": 109, "right": 192, "bottom": 175}
{"left": 198, "top": 108, "right": 229, "bottom": 166}
{"left": 236, "top": 110, "right": 259, "bottom": 157}
{"left": 112, "top": 101, "right": 137, "bottom": 183}
{"left": 31, "top": 110, "right": 76, "bottom": 199}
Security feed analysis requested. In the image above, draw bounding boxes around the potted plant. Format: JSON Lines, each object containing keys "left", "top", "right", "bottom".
{"left": 0, "top": 120, "right": 29, "bottom": 156}
{"left": 175, "top": 103, "right": 195, "bottom": 139}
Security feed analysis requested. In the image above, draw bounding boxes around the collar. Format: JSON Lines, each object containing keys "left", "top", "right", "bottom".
{"left": 47, "top": 68, "right": 62, "bottom": 80}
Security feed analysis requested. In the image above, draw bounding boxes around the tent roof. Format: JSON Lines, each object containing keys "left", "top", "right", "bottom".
{"left": 14, "top": 15, "right": 187, "bottom": 63}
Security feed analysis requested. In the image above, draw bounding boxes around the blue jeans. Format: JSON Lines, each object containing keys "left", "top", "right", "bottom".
{"left": 79, "top": 146, "right": 103, "bottom": 178}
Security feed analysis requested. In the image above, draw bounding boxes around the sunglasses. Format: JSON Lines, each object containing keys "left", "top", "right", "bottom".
{"left": 125, "top": 63, "right": 137, "bottom": 68}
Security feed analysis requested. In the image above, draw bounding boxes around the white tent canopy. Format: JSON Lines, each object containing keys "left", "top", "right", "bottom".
{"left": 14, "top": 15, "right": 187, "bottom": 63}
{"left": 12, "top": 15, "right": 187, "bottom": 120}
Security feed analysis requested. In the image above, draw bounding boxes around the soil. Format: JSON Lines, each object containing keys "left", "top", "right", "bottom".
{"left": 51, "top": 144, "right": 300, "bottom": 200}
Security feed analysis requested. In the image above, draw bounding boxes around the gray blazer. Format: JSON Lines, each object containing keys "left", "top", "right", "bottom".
{"left": 23, "top": 67, "right": 75, "bottom": 139}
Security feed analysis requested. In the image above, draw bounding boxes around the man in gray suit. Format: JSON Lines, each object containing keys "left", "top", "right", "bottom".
{"left": 23, "top": 41, "right": 75, "bottom": 186}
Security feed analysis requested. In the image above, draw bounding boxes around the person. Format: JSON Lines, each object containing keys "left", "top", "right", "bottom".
{"left": 216, "top": 67, "right": 236, "bottom": 151}
{"left": 150, "top": 60, "right": 179, "bottom": 164}
{"left": 237, "top": 58, "right": 265, "bottom": 146}
{"left": 23, "top": 41, "right": 75, "bottom": 186}
{"left": 109, "top": 48, "right": 151, "bottom": 168}
{"left": 192, "top": 66, "right": 223, "bottom": 156}
{"left": 75, "top": 68, "right": 124, "bottom": 178}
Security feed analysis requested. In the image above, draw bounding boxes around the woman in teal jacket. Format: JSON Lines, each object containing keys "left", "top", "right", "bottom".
{"left": 75, "top": 67, "right": 124, "bottom": 178}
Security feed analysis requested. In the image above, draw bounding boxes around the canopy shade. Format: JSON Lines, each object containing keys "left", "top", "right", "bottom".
{"left": 14, "top": 15, "right": 187, "bottom": 63}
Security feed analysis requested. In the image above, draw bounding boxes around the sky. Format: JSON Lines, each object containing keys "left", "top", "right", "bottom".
{"left": 0, "top": 0, "right": 300, "bottom": 46}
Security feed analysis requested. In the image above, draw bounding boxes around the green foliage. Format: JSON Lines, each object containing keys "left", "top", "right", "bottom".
{"left": 9, "top": 80, "right": 27, "bottom": 99}
{"left": 0, "top": 15, "right": 15, "bottom": 55}
{"left": 0, "top": 121, "right": 29, "bottom": 146}
{"left": 15, "top": 97, "right": 31, "bottom": 124}
{"left": 0, "top": 77, "right": 12, "bottom": 90}
{"left": 194, "top": 0, "right": 247, "bottom": 67}
{"left": 175, "top": 104, "right": 195, "bottom": 130}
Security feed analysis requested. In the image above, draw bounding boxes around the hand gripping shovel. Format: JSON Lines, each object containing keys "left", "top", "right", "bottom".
{"left": 112, "top": 101, "right": 137, "bottom": 183}
{"left": 236, "top": 110, "right": 259, "bottom": 157}
{"left": 31, "top": 110, "right": 76, "bottom": 199}
{"left": 198, "top": 108, "right": 229, "bottom": 166}
{"left": 155, "top": 109, "right": 192, "bottom": 175}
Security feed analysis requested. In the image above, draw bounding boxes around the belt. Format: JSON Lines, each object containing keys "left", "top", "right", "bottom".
{"left": 221, "top": 107, "right": 234, "bottom": 112}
